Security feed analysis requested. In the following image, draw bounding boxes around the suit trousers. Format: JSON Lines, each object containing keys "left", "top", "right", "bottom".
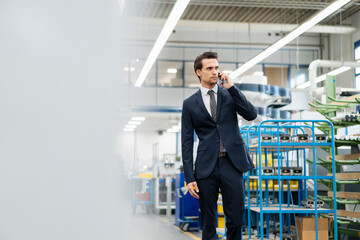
{"left": 196, "top": 155, "right": 245, "bottom": 240}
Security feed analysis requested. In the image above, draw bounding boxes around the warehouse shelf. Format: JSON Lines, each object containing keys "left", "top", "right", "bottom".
{"left": 249, "top": 205, "right": 332, "bottom": 214}
{"left": 242, "top": 119, "right": 338, "bottom": 240}
{"left": 250, "top": 142, "right": 332, "bottom": 149}
{"left": 249, "top": 175, "right": 333, "bottom": 180}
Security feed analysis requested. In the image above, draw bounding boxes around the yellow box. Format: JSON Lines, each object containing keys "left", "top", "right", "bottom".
{"left": 273, "top": 180, "right": 298, "bottom": 190}
{"left": 218, "top": 216, "right": 225, "bottom": 228}
{"left": 218, "top": 204, "right": 223, "bottom": 213}
{"left": 254, "top": 153, "right": 273, "bottom": 167}
{"left": 138, "top": 173, "right": 153, "bottom": 178}
{"left": 245, "top": 179, "right": 273, "bottom": 190}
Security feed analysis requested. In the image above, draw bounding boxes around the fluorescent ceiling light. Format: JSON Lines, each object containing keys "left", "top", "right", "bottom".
{"left": 172, "top": 125, "right": 181, "bottom": 130}
{"left": 167, "top": 128, "right": 179, "bottom": 133}
{"left": 167, "top": 68, "right": 177, "bottom": 73}
{"left": 128, "top": 121, "right": 141, "bottom": 125}
{"left": 125, "top": 125, "right": 137, "bottom": 129}
{"left": 229, "top": 0, "right": 351, "bottom": 80}
{"left": 123, "top": 128, "right": 134, "bottom": 132}
{"left": 131, "top": 117, "right": 146, "bottom": 121}
{"left": 296, "top": 66, "right": 352, "bottom": 89}
{"left": 134, "top": 0, "right": 190, "bottom": 87}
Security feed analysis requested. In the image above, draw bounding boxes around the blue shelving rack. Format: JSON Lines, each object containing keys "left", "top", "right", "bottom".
{"left": 242, "top": 120, "right": 338, "bottom": 240}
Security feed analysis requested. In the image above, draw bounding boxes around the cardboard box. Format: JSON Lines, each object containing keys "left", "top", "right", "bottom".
{"left": 296, "top": 217, "right": 329, "bottom": 240}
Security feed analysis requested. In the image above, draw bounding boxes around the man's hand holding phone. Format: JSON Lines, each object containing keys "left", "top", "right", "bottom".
{"left": 218, "top": 72, "right": 234, "bottom": 89}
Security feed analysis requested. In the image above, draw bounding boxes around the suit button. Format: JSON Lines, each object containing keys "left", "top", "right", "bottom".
{"left": 217, "top": 125, "right": 219, "bottom": 128}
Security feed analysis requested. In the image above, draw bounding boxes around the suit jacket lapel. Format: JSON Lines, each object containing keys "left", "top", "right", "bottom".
{"left": 217, "top": 84, "right": 223, "bottom": 119}
{"left": 195, "top": 90, "right": 216, "bottom": 123}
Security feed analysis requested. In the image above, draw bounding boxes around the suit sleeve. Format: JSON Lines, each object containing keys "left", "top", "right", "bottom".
{"left": 228, "top": 85, "right": 257, "bottom": 121}
{"left": 181, "top": 101, "right": 196, "bottom": 183}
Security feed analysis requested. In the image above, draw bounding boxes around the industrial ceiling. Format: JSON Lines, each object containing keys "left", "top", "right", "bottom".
{"left": 124, "top": 0, "right": 360, "bottom": 25}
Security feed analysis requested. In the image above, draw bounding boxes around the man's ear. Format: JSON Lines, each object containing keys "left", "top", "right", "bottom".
{"left": 196, "top": 69, "right": 201, "bottom": 78}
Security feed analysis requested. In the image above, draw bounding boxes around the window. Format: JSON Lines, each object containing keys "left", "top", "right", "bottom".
{"left": 290, "top": 65, "right": 309, "bottom": 88}
{"left": 355, "top": 40, "right": 360, "bottom": 89}
{"left": 157, "top": 61, "right": 183, "bottom": 87}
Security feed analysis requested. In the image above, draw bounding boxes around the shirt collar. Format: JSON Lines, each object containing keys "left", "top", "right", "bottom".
{"left": 200, "top": 84, "right": 218, "bottom": 96}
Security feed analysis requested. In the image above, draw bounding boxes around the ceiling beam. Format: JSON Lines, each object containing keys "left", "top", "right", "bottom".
{"left": 130, "top": 17, "right": 357, "bottom": 34}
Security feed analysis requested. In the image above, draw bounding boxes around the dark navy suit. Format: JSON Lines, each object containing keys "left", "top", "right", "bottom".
{"left": 181, "top": 84, "right": 257, "bottom": 239}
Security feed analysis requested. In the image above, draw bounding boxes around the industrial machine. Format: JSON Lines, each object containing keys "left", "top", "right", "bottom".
{"left": 153, "top": 154, "right": 181, "bottom": 213}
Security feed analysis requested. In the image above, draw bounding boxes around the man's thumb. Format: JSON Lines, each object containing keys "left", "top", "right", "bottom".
{"left": 194, "top": 183, "right": 199, "bottom": 193}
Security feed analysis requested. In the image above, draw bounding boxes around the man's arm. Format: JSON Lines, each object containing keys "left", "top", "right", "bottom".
{"left": 181, "top": 100, "right": 200, "bottom": 199}
{"left": 228, "top": 85, "right": 257, "bottom": 121}
{"left": 220, "top": 73, "right": 257, "bottom": 121}
{"left": 181, "top": 101, "right": 195, "bottom": 184}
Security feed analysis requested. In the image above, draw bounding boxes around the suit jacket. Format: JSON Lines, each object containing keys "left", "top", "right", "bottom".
{"left": 181, "top": 84, "right": 257, "bottom": 184}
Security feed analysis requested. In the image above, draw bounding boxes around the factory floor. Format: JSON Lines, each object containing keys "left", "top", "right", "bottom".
{"left": 119, "top": 198, "right": 202, "bottom": 240}
{"left": 119, "top": 180, "right": 202, "bottom": 240}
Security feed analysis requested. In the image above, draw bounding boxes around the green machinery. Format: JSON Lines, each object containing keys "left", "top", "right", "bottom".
{"left": 308, "top": 75, "right": 360, "bottom": 239}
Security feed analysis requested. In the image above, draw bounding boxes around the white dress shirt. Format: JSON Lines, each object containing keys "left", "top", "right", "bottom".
{"left": 200, "top": 84, "right": 218, "bottom": 116}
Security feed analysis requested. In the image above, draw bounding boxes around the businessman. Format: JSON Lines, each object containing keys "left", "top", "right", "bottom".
{"left": 181, "top": 52, "right": 257, "bottom": 240}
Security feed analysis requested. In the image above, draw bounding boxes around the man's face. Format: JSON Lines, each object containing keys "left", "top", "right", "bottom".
{"left": 196, "top": 58, "right": 219, "bottom": 87}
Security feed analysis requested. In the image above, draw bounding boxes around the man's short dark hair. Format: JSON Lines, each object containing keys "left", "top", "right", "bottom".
{"left": 194, "top": 52, "right": 218, "bottom": 81}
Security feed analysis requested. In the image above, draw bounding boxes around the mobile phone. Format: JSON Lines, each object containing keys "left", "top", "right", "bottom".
{"left": 218, "top": 73, "right": 224, "bottom": 84}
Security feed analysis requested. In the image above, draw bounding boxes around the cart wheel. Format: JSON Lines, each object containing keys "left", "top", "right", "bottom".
{"left": 182, "top": 222, "right": 190, "bottom": 231}
{"left": 179, "top": 223, "right": 184, "bottom": 230}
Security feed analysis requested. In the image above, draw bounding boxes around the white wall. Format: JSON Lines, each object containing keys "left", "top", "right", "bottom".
{"left": 117, "top": 131, "right": 179, "bottom": 174}
{"left": 350, "top": 10, "right": 360, "bottom": 44}
{"left": 327, "top": 10, "right": 360, "bottom": 88}
{"left": 0, "top": 1, "right": 126, "bottom": 239}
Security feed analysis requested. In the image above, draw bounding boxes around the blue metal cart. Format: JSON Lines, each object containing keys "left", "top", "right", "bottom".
{"left": 175, "top": 173, "right": 200, "bottom": 231}
{"left": 245, "top": 120, "right": 338, "bottom": 240}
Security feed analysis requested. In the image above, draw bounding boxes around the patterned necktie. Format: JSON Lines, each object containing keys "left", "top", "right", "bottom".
{"left": 208, "top": 90, "right": 226, "bottom": 152}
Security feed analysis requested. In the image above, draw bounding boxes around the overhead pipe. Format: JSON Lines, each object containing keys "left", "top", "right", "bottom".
{"left": 308, "top": 59, "right": 360, "bottom": 100}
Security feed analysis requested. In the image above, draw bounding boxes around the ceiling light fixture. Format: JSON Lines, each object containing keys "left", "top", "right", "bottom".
{"left": 167, "top": 128, "right": 179, "bottom": 133}
{"left": 134, "top": 0, "right": 190, "bottom": 87}
{"left": 123, "top": 128, "right": 134, "bottom": 132}
{"left": 125, "top": 125, "right": 137, "bottom": 129}
{"left": 229, "top": 0, "right": 351, "bottom": 80}
{"left": 167, "top": 68, "right": 177, "bottom": 73}
{"left": 131, "top": 117, "right": 146, "bottom": 121}
{"left": 128, "top": 121, "right": 141, "bottom": 125}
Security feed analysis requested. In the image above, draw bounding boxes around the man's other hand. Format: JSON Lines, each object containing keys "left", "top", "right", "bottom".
{"left": 187, "top": 181, "right": 199, "bottom": 199}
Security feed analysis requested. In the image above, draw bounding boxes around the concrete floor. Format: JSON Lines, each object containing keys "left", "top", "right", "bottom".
{"left": 119, "top": 199, "right": 202, "bottom": 240}
{"left": 118, "top": 180, "right": 202, "bottom": 240}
